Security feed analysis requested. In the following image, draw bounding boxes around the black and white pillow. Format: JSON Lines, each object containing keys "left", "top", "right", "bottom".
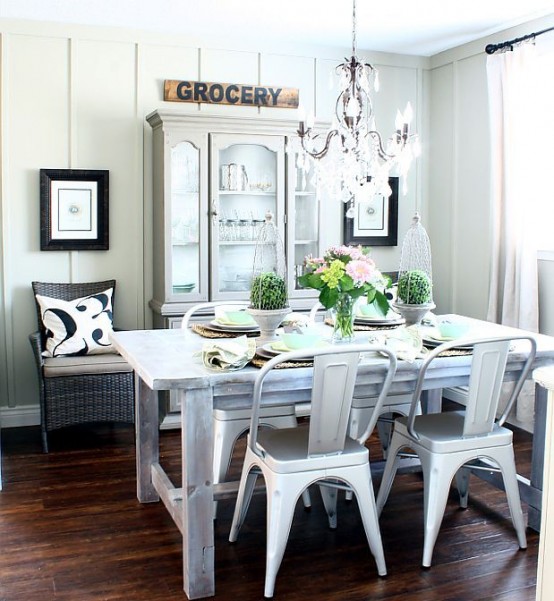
{"left": 36, "top": 288, "right": 115, "bottom": 357}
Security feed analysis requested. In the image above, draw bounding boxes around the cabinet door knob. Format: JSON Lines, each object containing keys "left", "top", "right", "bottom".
{"left": 211, "top": 200, "right": 218, "bottom": 223}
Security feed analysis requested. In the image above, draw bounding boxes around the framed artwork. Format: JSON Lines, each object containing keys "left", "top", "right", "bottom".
{"left": 343, "top": 177, "right": 399, "bottom": 247}
{"left": 40, "top": 169, "right": 109, "bottom": 251}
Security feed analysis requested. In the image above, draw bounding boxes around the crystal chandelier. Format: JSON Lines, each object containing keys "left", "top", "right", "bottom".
{"left": 296, "top": 0, "right": 420, "bottom": 217}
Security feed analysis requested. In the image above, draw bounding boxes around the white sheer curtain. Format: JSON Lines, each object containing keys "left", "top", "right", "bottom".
{"left": 486, "top": 44, "right": 544, "bottom": 424}
{"left": 486, "top": 44, "right": 541, "bottom": 333}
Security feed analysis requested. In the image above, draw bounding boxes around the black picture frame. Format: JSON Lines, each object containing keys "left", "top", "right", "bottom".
{"left": 40, "top": 169, "right": 109, "bottom": 251}
{"left": 343, "top": 177, "right": 399, "bottom": 247}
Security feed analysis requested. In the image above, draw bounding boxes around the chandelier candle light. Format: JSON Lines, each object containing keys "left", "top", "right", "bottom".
{"left": 296, "top": 0, "right": 420, "bottom": 216}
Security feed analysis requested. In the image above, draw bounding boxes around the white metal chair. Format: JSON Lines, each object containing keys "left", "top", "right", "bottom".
{"left": 376, "top": 335, "right": 537, "bottom": 567}
{"left": 310, "top": 301, "right": 419, "bottom": 460}
{"left": 229, "top": 343, "right": 397, "bottom": 598}
{"left": 182, "top": 302, "right": 310, "bottom": 516}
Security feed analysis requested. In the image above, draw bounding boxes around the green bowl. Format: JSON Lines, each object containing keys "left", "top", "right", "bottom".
{"left": 279, "top": 332, "right": 322, "bottom": 350}
{"left": 224, "top": 311, "right": 255, "bottom": 325}
{"left": 438, "top": 322, "right": 469, "bottom": 339}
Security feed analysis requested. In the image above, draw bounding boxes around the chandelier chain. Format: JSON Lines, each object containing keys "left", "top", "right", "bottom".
{"left": 352, "top": 0, "right": 357, "bottom": 57}
{"left": 295, "top": 0, "right": 420, "bottom": 217}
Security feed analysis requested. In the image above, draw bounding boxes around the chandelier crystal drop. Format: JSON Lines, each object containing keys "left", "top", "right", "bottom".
{"left": 296, "top": 0, "right": 420, "bottom": 217}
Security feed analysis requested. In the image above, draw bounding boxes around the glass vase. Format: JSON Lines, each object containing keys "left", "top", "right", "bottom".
{"left": 332, "top": 293, "right": 355, "bottom": 343}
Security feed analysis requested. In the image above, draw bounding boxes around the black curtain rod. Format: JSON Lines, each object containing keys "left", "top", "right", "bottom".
{"left": 485, "top": 24, "right": 554, "bottom": 54}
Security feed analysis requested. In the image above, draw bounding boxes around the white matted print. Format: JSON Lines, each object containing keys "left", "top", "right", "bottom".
{"left": 353, "top": 195, "right": 389, "bottom": 238}
{"left": 40, "top": 169, "right": 109, "bottom": 251}
{"left": 52, "top": 181, "right": 98, "bottom": 238}
{"left": 343, "top": 176, "right": 398, "bottom": 247}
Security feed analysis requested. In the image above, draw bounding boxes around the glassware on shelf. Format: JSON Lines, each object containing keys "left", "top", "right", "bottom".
{"left": 220, "top": 163, "right": 249, "bottom": 191}
{"left": 219, "top": 219, "right": 227, "bottom": 241}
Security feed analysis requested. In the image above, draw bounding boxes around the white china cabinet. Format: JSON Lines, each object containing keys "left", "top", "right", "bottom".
{"left": 147, "top": 110, "right": 323, "bottom": 329}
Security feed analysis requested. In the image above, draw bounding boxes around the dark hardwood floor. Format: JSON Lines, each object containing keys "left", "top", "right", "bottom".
{"left": 0, "top": 419, "right": 538, "bottom": 601}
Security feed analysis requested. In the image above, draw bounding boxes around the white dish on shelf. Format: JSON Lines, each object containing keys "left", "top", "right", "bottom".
{"left": 173, "top": 283, "right": 195, "bottom": 293}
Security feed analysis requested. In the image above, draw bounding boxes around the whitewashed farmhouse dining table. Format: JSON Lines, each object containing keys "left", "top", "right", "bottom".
{"left": 111, "top": 315, "right": 554, "bottom": 600}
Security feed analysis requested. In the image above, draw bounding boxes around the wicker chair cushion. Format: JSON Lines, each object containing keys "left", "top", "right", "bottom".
{"left": 43, "top": 353, "right": 132, "bottom": 377}
{"left": 35, "top": 287, "right": 115, "bottom": 357}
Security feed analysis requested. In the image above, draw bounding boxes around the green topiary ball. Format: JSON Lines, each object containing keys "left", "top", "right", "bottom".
{"left": 397, "top": 270, "right": 432, "bottom": 305}
{"left": 250, "top": 272, "right": 288, "bottom": 310}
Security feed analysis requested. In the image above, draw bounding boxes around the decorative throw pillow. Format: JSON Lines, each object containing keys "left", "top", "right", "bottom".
{"left": 36, "top": 288, "right": 115, "bottom": 357}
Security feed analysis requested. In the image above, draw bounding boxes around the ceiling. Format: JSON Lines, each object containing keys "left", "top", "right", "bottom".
{"left": 1, "top": 0, "right": 554, "bottom": 56}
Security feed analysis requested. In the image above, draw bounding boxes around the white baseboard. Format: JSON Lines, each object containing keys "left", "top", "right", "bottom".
{"left": 0, "top": 405, "right": 41, "bottom": 428}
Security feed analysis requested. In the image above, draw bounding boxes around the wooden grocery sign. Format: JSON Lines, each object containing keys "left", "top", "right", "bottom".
{"left": 164, "top": 80, "right": 299, "bottom": 108}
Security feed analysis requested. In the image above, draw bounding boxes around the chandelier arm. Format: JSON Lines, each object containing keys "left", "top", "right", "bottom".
{"left": 298, "top": 129, "right": 340, "bottom": 160}
{"left": 366, "top": 130, "right": 397, "bottom": 161}
{"left": 366, "top": 131, "right": 417, "bottom": 161}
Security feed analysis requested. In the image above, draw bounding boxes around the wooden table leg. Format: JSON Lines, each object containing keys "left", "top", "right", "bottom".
{"left": 180, "top": 386, "right": 215, "bottom": 599}
{"left": 136, "top": 375, "right": 160, "bottom": 503}
{"left": 528, "top": 382, "right": 546, "bottom": 532}
{"left": 421, "top": 388, "right": 442, "bottom": 414}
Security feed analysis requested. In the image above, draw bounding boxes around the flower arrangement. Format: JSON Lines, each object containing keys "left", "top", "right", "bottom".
{"left": 299, "top": 245, "right": 390, "bottom": 310}
{"left": 298, "top": 245, "right": 390, "bottom": 341}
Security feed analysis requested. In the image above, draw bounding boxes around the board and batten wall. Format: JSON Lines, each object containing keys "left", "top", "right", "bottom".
{"left": 0, "top": 19, "right": 426, "bottom": 426}
{"left": 427, "top": 13, "right": 554, "bottom": 336}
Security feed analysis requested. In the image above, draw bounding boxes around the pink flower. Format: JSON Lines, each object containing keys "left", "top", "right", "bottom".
{"left": 345, "top": 260, "right": 375, "bottom": 286}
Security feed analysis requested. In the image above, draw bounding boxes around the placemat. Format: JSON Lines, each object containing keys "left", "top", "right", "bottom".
{"left": 251, "top": 355, "right": 313, "bottom": 369}
{"left": 191, "top": 323, "right": 259, "bottom": 339}
{"left": 324, "top": 318, "right": 402, "bottom": 332}
{"left": 251, "top": 346, "right": 471, "bottom": 368}
{"left": 424, "top": 345, "right": 473, "bottom": 357}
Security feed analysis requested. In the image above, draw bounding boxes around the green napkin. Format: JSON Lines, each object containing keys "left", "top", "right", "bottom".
{"left": 201, "top": 336, "right": 256, "bottom": 370}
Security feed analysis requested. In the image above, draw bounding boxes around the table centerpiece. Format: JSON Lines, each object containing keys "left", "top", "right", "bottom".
{"left": 298, "top": 245, "right": 390, "bottom": 343}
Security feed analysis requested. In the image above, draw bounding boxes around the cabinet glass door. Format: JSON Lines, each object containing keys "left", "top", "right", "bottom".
{"left": 210, "top": 133, "right": 285, "bottom": 299}
{"left": 287, "top": 151, "right": 321, "bottom": 297}
{"left": 169, "top": 140, "right": 202, "bottom": 299}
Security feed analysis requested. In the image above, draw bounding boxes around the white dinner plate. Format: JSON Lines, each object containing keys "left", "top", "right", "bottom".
{"left": 208, "top": 320, "right": 259, "bottom": 332}
{"left": 425, "top": 333, "right": 458, "bottom": 343}
{"left": 261, "top": 340, "right": 330, "bottom": 356}
{"left": 421, "top": 334, "right": 471, "bottom": 351}
{"left": 354, "top": 315, "right": 405, "bottom": 326}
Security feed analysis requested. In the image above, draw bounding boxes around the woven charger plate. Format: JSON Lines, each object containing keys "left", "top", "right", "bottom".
{"left": 323, "top": 317, "right": 401, "bottom": 332}
{"left": 430, "top": 346, "right": 473, "bottom": 357}
{"left": 251, "top": 345, "right": 471, "bottom": 369}
{"left": 251, "top": 355, "right": 313, "bottom": 369}
{"left": 191, "top": 323, "right": 259, "bottom": 339}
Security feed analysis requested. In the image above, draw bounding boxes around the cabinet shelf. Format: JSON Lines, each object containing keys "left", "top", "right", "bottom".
{"left": 172, "top": 241, "right": 199, "bottom": 246}
{"left": 294, "top": 191, "right": 316, "bottom": 197}
{"left": 295, "top": 239, "right": 318, "bottom": 245}
{"left": 218, "top": 240, "right": 271, "bottom": 245}
{"left": 218, "top": 190, "right": 275, "bottom": 196}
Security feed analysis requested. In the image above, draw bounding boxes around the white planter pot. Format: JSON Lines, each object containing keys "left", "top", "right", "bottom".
{"left": 392, "top": 301, "right": 436, "bottom": 326}
{"left": 247, "top": 307, "right": 292, "bottom": 341}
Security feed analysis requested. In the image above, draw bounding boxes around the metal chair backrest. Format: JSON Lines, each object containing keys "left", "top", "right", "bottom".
{"left": 181, "top": 301, "right": 248, "bottom": 329}
{"left": 406, "top": 335, "right": 537, "bottom": 439}
{"left": 248, "top": 344, "right": 397, "bottom": 457}
{"left": 32, "top": 279, "right": 117, "bottom": 340}
{"left": 308, "top": 302, "right": 324, "bottom": 323}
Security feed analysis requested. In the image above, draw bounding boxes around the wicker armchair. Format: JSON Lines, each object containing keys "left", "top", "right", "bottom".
{"left": 29, "top": 280, "right": 135, "bottom": 452}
